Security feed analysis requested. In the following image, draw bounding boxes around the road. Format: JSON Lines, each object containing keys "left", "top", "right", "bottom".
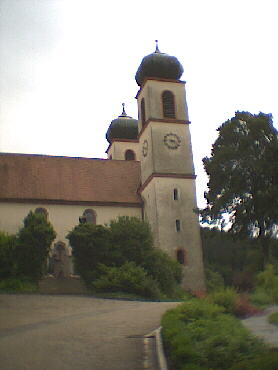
{"left": 0, "top": 294, "right": 179, "bottom": 370}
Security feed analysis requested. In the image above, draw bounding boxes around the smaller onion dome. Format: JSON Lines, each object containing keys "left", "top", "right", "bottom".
{"left": 135, "top": 41, "right": 184, "bottom": 86}
{"left": 106, "top": 104, "right": 138, "bottom": 144}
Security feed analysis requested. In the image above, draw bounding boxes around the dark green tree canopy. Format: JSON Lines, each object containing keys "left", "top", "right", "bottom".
{"left": 202, "top": 111, "right": 278, "bottom": 245}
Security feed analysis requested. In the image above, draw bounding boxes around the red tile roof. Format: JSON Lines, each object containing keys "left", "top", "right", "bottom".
{"left": 0, "top": 153, "right": 142, "bottom": 206}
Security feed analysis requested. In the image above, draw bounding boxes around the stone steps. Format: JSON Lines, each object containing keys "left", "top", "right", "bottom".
{"left": 39, "top": 276, "right": 89, "bottom": 295}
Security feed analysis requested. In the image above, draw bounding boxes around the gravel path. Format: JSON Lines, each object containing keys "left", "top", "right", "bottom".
{"left": 241, "top": 305, "right": 278, "bottom": 347}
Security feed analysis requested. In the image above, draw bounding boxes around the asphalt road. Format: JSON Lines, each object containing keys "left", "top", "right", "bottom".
{"left": 0, "top": 294, "right": 179, "bottom": 370}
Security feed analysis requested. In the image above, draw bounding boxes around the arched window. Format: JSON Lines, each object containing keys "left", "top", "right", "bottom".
{"left": 162, "top": 91, "right": 176, "bottom": 118}
{"left": 79, "top": 209, "right": 96, "bottom": 224}
{"left": 177, "top": 249, "right": 186, "bottom": 265}
{"left": 125, "top": 149, "right": 135, "bottom": 161}
{"left": 141, "top": 98, "right": 146, "bottom": 127}
{"left": 35, "top": 207, "right": 48, "bottom": 219}
{"left": 173, "top": 188, "right": 179, "bottom": 200}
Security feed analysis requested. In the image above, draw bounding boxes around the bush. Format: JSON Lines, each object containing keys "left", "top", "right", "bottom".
{"left": 256, "top": 264, "right": 278, "bottom": 291}
{"left": 268, "top": 310, "right": 278, "bottom": 325}
{"left": 208, "top": 288, "right": 237, "bottom": 314}
{"left": 250, "top": 288, "right": 275, "bottom": 307}
{"left": 67, "top": 217, "right": 183, "bottom": 298}
{"left": 0, "top": 278, "right": 38, "bottom": 293}
{"left": 91, "top": 262, "right": 161, "bottom": 300}
{"left": 0, "top": 232, "right": 17, "bottom": 279}
{"left": 162, "top": 299, "right": 264, "bottom": 370}
{"left": 142, "top": 249, "right": 182, "bottom": 297}
{"left": 67, "top": 223, "right": 112, "bottom": 283}
{"left": 205, "top": 267, "right": 224, "bottom": 292}
{"left": 16, "top": 212, "right": 56, "bottom": 279}
{"left": 109, "top": 216, "right": 153, "bottom": 266}
{"left": 230, "top": 350, "right": 278, "bottom": 370}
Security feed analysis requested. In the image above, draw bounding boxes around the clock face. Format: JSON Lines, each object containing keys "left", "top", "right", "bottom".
{"left": 164, "top": 133, "right": 181, "bottom": 149}
{"left": 142, "top": 139, "right": 148, "bottom": 157}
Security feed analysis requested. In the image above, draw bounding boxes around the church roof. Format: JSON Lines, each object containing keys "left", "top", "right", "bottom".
{"left": 0, "top": 153, "right": 142, "bottom": 206}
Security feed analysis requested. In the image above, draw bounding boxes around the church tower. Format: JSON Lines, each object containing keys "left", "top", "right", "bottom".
{"left": 136, "top": 43, "right": 205, "bottom": 291}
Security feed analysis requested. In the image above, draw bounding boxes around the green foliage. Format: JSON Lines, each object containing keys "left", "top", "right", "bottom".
{"left": 162, "top": 299, "right": 264, "bottom": 370}
{"left": 67, "top": 216, "right": 182, "bottom": 299}
{"left": 67, "top": 223, "right": 112, "bottom": 282}
{"left": 142, "top": 248, "right": 182, "bottom": 297}
{"left": 250, "top": 288, "right": 275, "bottom": 307}
{"left": 202, "top": 111, "right": 278, "bottom": 265}
{"left": 208, "top": 288, "right": 237, "bottom": 314}
{"left": 16, "top": 211, "right": 56, "bottom": 279}
{"left": 92, "top": 262, "right": 161, "bottom": 300}
{"left": 230, "top": 350, "right": 278, "bottom": 370}
{"left": 0, "top": 278, "right": 38, "bottom": 293}
{"left": 109, "top": 216, "right": 153, "bottom": 265}
{"left": 0, "top": 231, "right": 17, "bottom": 279}
{"left": 250, "top": 265, "right": 278, "bottom": 306}
{"left": 256, "top": 264, "right": 278, "bottom": 291}
{"left": 205, "top": 267, "right": 224, "bottom": 292}
{"left": 268, "top": 310, "right": 278, "bottom": 325}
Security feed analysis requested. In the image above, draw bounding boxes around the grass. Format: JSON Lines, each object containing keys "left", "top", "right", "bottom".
{"left": 268, "top": 310, "right": 278, "bottom": 326}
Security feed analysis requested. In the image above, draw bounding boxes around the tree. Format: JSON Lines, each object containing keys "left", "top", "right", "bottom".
{"left": 202, "top": 111, "right": 278, "bottom": 266}
{"left": 16, "top": 211, "right": 56, "bottom": 279}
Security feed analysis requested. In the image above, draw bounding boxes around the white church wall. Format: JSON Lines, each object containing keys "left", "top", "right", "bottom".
{"left": 0, "top": 202, "right": 142, "bottom": 245}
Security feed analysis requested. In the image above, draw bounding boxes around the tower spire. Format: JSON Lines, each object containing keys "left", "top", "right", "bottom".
{"left": 155, "top": 40, "right": 160, "bottom": 53}
{"left": 120, "top": 103, "right": 127, "bottom": 117}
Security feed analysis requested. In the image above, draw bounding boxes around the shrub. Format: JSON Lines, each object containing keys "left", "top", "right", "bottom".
{"left": 268, "top": 310, "right": 278, "bottom": 325}
{"left": 233, "top": 294, "right": 262, "bottom": 318}
{"left": 250, "top": 288, "right": 275, "bottom": 307}
{"left": 230, "top": 350, "right": 278, "bottom": 370}
{"left": 91, "top": 262, "right": 161, "bottom": 300}
{"left": 208, "top": 287, "right": 237, "bottom": 314}
{"left": 16, "top": 211, "right": 56, "bottom": 279}
{"left": 109, "top": 216, "right": 153, "bottom": 266}
{"left": 0, "top": 232, "right": 17, "bottom": 279}
{"left": 142, "top": 249, "right": 182, "bottom": 297}
{"left": 256, "top": 264, "right": 278, "bottom": 291}
{"left": 205, "top": 267, "right": 224, "bottom": 292}
{"left": 162, "top": 299, "right": 264, "bottom": 370}
{"left": 0, "top": 278, "right": 38, "bottom": 293}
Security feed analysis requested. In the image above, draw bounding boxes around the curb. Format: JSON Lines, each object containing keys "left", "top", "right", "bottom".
{"left": 144, "top": 327, "right": 168, "bottom": 370}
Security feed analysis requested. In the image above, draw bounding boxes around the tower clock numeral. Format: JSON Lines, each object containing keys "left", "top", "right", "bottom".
{"left": 142, "top": 139, "right": 148, "bottom": 157}
{"left": 163, "top": 133, "right": 181, "bottom": 149}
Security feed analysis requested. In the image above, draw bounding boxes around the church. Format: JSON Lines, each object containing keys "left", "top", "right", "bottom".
{"left": 0, "top": 44, "right": 205, "bottom": 291}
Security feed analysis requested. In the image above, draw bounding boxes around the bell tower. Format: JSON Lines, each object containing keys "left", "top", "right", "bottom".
{"left": 136, "top": 43, "right": 205, "bottom": 291}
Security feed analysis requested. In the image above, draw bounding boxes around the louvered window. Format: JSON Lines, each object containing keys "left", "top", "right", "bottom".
{"left": 162, "top": 91, "right": 175, "bottom": 118}
{"left": 141, "top": 98, "right": 146, "bottom": 127}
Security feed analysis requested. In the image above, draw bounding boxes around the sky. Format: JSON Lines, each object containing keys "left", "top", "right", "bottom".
{"left": 0, "top": 0, "right": 277, "bottom": 208}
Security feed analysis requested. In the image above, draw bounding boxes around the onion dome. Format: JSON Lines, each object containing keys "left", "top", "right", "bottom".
{"left": 135, "top": 41, "right": 184, "bottom": 86}
{"left": 106, "top": 104, "right": 138, "bottom": 144}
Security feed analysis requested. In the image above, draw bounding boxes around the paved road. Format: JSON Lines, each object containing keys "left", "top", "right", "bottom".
{"left": 0, "top": 294, "right": 179, "bottom": 370}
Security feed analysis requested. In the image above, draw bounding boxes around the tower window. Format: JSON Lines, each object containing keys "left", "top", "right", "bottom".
{"left": 125, "top": 149, "right": 136, "bottom": 161}
{"left": 79, "top": 209, "right": 96, "bottom": 225}
{"left": 177, "top": 249, "right": 187, "bottom": 265}
{"left": 176, "top": 219, "right": 181, "bottom": 232}
{"left": 162, "top": 90, "right": 176, "bottom": 118}
{"left": 173, "top": 188, "right": 179, "bottom": 200}
{"left": 141, "top": 98, "right": 146, "bottom": 127}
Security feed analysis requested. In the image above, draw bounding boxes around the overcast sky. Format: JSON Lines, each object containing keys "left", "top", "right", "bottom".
{"left": 0, "top": 0, "right": 277, "bottom": 207}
